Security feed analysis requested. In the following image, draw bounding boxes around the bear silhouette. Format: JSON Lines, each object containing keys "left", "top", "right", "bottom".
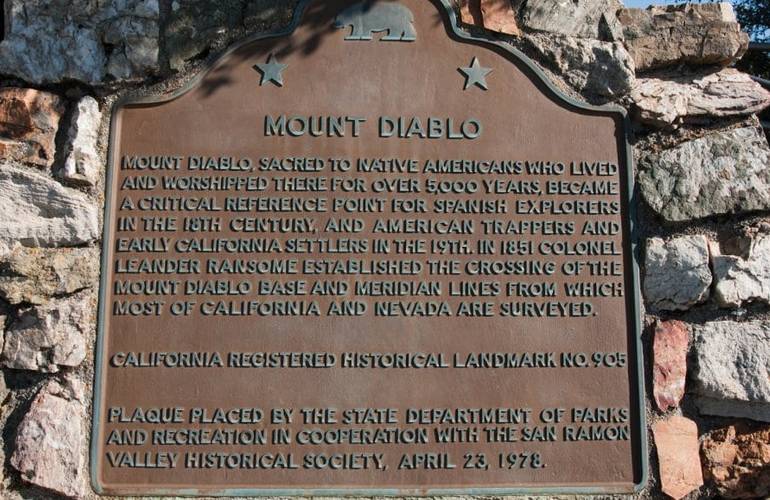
{"left": 333, "top": 1, "right": 416, "bottom": 41}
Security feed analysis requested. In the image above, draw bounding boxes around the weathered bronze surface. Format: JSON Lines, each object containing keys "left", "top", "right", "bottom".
{"left": 92, "top": 0, "right": 645, "bottom": 495}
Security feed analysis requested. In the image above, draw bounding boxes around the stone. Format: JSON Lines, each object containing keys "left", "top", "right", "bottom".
{"left": 0, "top": 245, "right": 99, "bottom": 305}
{"left": 701, "top": 424, "right": 770, "bottom": 499}
{"left": 712, "top": 234, "right": 770, "bottom": 308}
{"left": 524, "top": 33, "right": 635, "bottom": 99}
{"left": 0, "top": 163, "right": 99, "bottom": 247}
{"left": 692, "top": 320, "right": 770, "bottom": 422}
{"left": 652, "top": 416, "right": 704, "bottom": 500}
{"left": 643, "top": 236, "right": 712, "bottom": 311}
{"left": 0, "top": 0, "right": 159, "bottom": 84}
{"left": 459, "top": 0, "right": 521, "bottom": 36}
{"left": 517, "top": 0, "right": 622, "bottom": 40}
{"left": 618, "top": 3, "right": 749, "bottom": 72}
{"left": 165, "top": 0, "right": 249, "bottom": 71}
{"left": 59, "top": 96, "right": 103, "bottom": 186}
{"left": 639, "top": 126, "right": 770, "bottom": 222}
{"left": 653, "top": 320, "right": 689, "bottom": 411}
{"left": 1, "top": 292, "right": 91, "bottom": 372}
{"left": 631, "top": 68, "right": 770, "bottom": 129}
{"left": 0, "top": 88, "right": 65, "bottom": 168}
{"left": 11, "top": 377, "right": 86, "bottom": 498}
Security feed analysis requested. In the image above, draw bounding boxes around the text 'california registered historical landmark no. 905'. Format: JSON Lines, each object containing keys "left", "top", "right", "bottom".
{"left": 91, "top": 0, "right": 646, "bottom": 495}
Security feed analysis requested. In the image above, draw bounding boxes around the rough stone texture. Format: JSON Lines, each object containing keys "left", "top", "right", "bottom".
{"left": 0, "top": 163, "right": 99, "bottom": 248}
{"left": 631, "top": 68, "right": 770, "bottom": 129}
{"left": 618, "top": 3, "right": 749, "bottom": 72}
{"left": 711, "top": 234, "right": 770, "bottom": 308}
{"left": 639, "top": 126, "right": 770, "bottom": 222}
{"left": 11, "top": 377, "right": 86, "bottom": 498}
{"left": 460, "top": 0, "right": 521, "bottom": 35}
{"left": 701, "top": 424, "right": 770, "bottom": 499}
{"left": 0, "top": 245, "right": 99, "bottom": 305}
{"left": 59, "top": 96, "right": 103, "bottom": 186}
{"left": 643, "top": 236, "right": 712, "bottom": 311}
{"left": 524, "top": 33, "right": 635, "bottom": 99}
{"left": 517, "top": 0, "right": 622, "bottom": 40}
{"left": 692, "top": 320, "right": 770, "bottom": 422}
{"left": 1, "top": 292, "right": 91, "bottom": 372}
{"left": 165, "top": 0, "right": 297, "bottom": 71}
{"left": 653, "top": 320, "right": 689, "bottom": 411}
{"left": 0, "top": 89, "right": 65, "bottom": 169}
{"left": 459, "top": 0, "right": 521, "bottom": 36}
{"left": 166, "top": 0, "right": 247, "bottom": 70}
{"left": 652, "top": 416, "right": 704, "bottom": 500}
{"left": 0, "top": 0, "right": 160, "bottom": 84}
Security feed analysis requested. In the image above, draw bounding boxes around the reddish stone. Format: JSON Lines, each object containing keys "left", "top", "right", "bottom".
{"left": 701, "top": 425, "right": 770, "bottom": 499}
{"left": 653, "top": 416, "right": 704, "bottom": 499}
{"left": 459, "top": 0, "right": 520, "bottom": 36}
{"left": 0, "top": 88, "right": 65, "bottom": 168}
{"left": 653, "top": 320, "right": 689, "bottom": 411}
{"left": 459, "top": 0, "right": 483, "bottom": 27}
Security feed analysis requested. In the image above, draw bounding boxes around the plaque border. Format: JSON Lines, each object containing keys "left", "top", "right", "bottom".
{"left": 91, "top": 0, "right": 649, "bottom": 495}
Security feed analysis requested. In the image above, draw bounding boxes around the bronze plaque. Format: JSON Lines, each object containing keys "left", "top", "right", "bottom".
{"left": 91, "top": 0, "right": 646, "bottom": 495}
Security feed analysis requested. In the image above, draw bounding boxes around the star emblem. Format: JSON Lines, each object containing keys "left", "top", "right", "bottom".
{"left": 459, "top": 57, "right": 492, "bottom": 91}
{"left": 254, "top": 54, "right": 288, "bottom": 87}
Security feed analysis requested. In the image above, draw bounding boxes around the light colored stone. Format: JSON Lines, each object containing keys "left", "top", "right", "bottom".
{"left": 653, "top": 320, "right": 689, "bottom": 411}
{"left": 0, "top": 0, "right": 159, "bottom": 84}
{"left": 643, "top": 236, "right": 712, "bottom": 311}
{"left": 701, "top": 425, "right": 770, "bottom": 499}
{"left": 102, "top": 8, "right": 160, "bottom": 79}
{"left": 692, "top": 320, "right": 770, "bottom": 422}
{"left": 11, "top": 377, "right": 85, "bottom": 498}
{"left": 0, "top": 245, "right": 99, "bottom": 305}
{"left": 518, "top": 0, "right": 622, "bottom": 40}
{"left": 639, "top": 127, "right": 770, "bottom": 222}
{"left": 1, "top": 292, "right": 91, "bottom": 372}
{"left": 632, "top": 68, "right": 770, "bottom": 128}
{"left": 618, "top": 3, "right": 749, "bottom": 71}
{"left": 59, "top": 96, "right": 103, "bottom": 186}
{"left": 0, "top": 88, "right": 65, "bottom": 168}
{"left": 0, "top": 163, "right": 99, "bottom": 247}
{"left": 653, "top": 416, "right": 704, "bottom": 499}
{"left": 524, "top": 33, "right": 635, "bottom": 99}
{"left": 711, "top": 234, "right": 770, "bottom": 308}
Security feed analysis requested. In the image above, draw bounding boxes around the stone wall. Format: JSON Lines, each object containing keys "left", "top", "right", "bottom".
{"left": 0, "top": 0, "right": 768, "bottom": 499}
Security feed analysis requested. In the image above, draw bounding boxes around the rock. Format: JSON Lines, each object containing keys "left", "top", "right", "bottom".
{"left": 102, "top": 9, "right": 160, "bottom": 80}
{"left": 165, "top": 0, "right": 250, "bottom": 71}
{"left": 701, "top": 424, "right": 770, "bottom": 499}
{"left": 618, "top": 3, "right": 749, "bottom": 71}
{"left": 517, "top": 0, "right": 622, "bottom": 40}
{"left": 0, "top": 245, "right": 99, "bottom": 305}
{"left": 11, "top": 377, "right": 86, "bottom": 498}
{"left": 1, "top": 292, "right": 91, "bottom": 372}
{"left": 0, "top": 88, "right": 65, "bottom": 168}
{"left": 0, "top": 163, "right": 99, "bottom": 247}
{"left": 652, "top": 416, "right": 704, "bottom": 500}
{"left": 459, "top": 0, "right": 521, "bottom": 36}
{"left": 643, "top": 236, "right": 712, "bottom": 311}
{"left": 524, "top": 33, "right": 635, "bottom": 99}
{"left": 653, "top": 320, "right": 689, "bottom": 411}
{"left": 692, "top": 320, "right": 770, "bottom": 422}
{"left": 712, "top": 234, "right": 770, "bottom": 308}
{"left": 58, "top": 96, "right": 102, "bottom": 186}
{"left": 0, "top": 0, "right": 159, "bottom": 84}
{"left": 632, "top": 68, "right": 770, "bottom": 128}
{"left": 639, "top": 126, "right": 770, "bottom": 222}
